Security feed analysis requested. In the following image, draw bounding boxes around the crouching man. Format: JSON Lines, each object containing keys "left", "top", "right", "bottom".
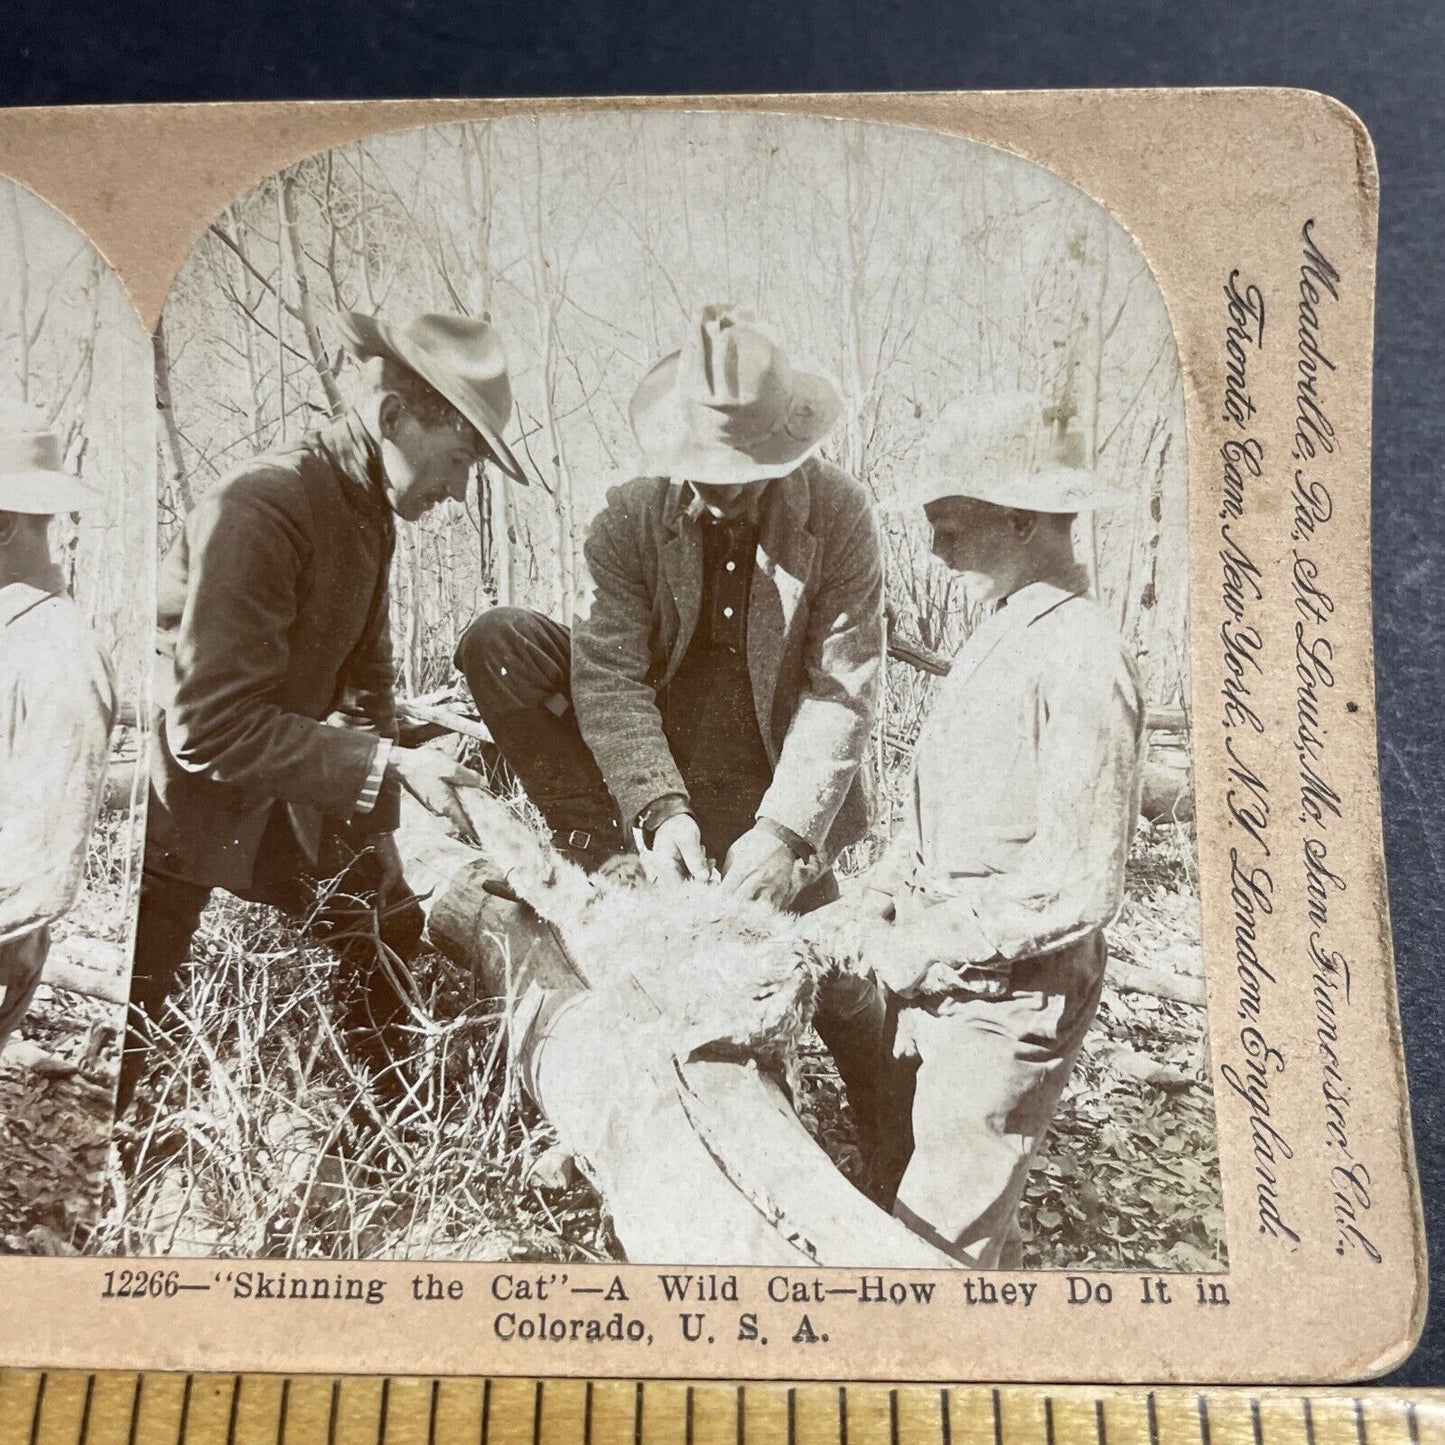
{"left": 0, "top": 405, "right": 115, "bottom": 1058}
{"left": 815, "top": 393, "right": 1144, "bottom": 1265}
{"left": 455, "top": 304, "right": 887, "bottom": 1150}
{"left": 455, "top": 304, "right": 883, "bottom": 908}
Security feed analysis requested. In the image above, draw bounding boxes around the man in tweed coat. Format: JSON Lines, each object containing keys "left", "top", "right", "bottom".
{"left": 457, "top": 304, "right": 883, "bottom": 907}
{"left": 456, "top": 304, "right": 886, "bottom": 1134}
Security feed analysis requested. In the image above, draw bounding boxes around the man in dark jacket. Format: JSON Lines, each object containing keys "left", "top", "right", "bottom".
{"left": 120, "top": 311, "right": 526, "bottom": 1113}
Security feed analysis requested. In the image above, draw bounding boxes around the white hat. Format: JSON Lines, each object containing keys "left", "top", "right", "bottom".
{"left": 895, "top": 393, "right": 1128, "bottom": 514}
{"left": 630, "top": 305, "right": 841, "bottom": 484}
{"left": 0, "top": 402, "right": 100, "bottom": 514}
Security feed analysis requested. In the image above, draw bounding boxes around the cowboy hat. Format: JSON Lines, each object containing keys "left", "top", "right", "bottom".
{"left": 630, "top": 305, "right": 842, "bottom": 485}
{"left": 337, "top": 310, "right": 527, "bottom": 485}
{"left": 893, "top": 393, "right": 1129, "bottom": 514}
{"left": 0, "top": 402, "right": 100, "bottom": 514}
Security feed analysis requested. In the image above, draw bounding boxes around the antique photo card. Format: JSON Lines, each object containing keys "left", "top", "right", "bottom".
{"left": 0, "top": 91, "right": 1421, "bottom": 1382}
{"left": 0, "top": 176, "right": 154, "bottom": 1254}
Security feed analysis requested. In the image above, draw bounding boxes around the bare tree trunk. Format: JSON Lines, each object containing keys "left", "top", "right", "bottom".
{"left": 279, "top": 171, "right": 343, "bottom": 416}
{"left": 8, "top": 187, "right": 31, "bottom": 400}
{"left": 530, "top": 125, "right": 577, "bottom": 622}
{"left": 1078, "top": 218, "right": 1113, "bottom": 598}
{"left": 153, "top": 315, "right": 194, "bottom": 513}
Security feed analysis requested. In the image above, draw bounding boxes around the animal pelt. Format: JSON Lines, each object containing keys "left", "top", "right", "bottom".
{"left": 455, "top": 788, "right": 819, "bottom": 1073}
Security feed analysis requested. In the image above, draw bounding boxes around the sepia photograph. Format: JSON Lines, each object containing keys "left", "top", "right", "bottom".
{"left": 108, "top": 110, "right": 1219, "bottom": 1273}
{"left": 0, "top": 177, "right": 154, "bottom": 1254}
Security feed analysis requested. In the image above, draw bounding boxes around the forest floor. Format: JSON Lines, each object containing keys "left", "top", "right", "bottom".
{"left": 0, "top": 812, "right": 131, "bottom": 1255}
{"left": 97, "top": 812, "right": 1224, "bottom": 1271}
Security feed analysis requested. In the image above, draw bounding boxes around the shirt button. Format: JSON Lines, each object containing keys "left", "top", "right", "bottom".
{"left": 726, "top": 560, "right": 736, "bottom": 572}
{"left": 723, "top": 606, "right": 734, "bottom": 618}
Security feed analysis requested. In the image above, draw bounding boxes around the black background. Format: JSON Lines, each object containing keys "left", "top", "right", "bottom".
{"left": 1, "top": 0, "right": 1441, "bottom": 1386}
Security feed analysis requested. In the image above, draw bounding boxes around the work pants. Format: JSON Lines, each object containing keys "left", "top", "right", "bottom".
{"left": 120, "top": 807, "right": 423, "bottom": 1117}
{"left": 885, "top": 932, "right": 1107, "bottom": 1265}
{"left": 0, "top": 925, "right": 49, "bottom": 1057}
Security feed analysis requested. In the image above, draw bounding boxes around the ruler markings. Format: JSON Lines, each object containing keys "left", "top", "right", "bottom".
{"left": 126, "top": 1374, "right": 143, "bottom": 1445}
{"left": 178, "top": 1375, "right": 194, "bottom": 1445}
{"left": 29, "top": 1371, "right": 47, "bottom": 1445}
{"left": 12, "top": 1378, "right": 1445, "bottom": 1444}
{"left": 77, "top": 1373, "right": 96, "bottom": 1445}
{"left": 226, "top": 1374, "right": 241, "bottom": 1445}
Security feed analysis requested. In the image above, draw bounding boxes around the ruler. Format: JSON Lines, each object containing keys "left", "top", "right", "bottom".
{"left": 2, "top": 1375, "right": 1443, "bottom": 1445}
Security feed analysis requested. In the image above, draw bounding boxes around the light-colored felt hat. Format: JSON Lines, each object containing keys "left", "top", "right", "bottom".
{"left": 895, "top": 393, "right": 1129, "bottom": 514}
{"left": 0, "top": 402, "right": 100, "bottom": 514}
{"left": 338, "top": 310, "right": 527, "bottom": 484}
{"left": 630, "top": 304, "right": 842, "bottom": 484}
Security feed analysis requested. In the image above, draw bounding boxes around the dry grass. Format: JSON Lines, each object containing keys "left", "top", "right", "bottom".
{"left": 0, "top": 801, "right": 135, "bottom": 1253}
{"left": 98, "top": 809, "right": 1223, "bottom": 1271}
{"left": 95, "top": 893, "right": 617, "bottom": 1262}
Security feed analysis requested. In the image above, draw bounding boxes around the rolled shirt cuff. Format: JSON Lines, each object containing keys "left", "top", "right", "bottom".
{"left": 354, "top": 737, "right": 393, "bottom": 817}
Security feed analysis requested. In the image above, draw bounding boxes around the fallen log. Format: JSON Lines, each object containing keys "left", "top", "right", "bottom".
{"left": 1105, "top": 958, "right": 1206, "bottom": 1008}
{"left": 41, "top": 938, "right": 130, "bottom": 1009}
{"left": 395, "top": 792, "right": 958, "bottom": 1268}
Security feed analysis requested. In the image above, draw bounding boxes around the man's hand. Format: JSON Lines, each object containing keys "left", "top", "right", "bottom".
{"left": 646, "top": 811, "right": 715, "bottom": 882}
{"left": 387, "top": 745, "right": 485, "bottom": 836}
{"left": 720, "top": 825, "right": 796, "bottom": 907}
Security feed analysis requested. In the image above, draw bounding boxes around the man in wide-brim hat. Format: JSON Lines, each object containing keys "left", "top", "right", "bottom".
{"left": 0, "top": 403, "right": 115, "bottom": 1059}
{"left": 123, "top": 310, "right": 524, "bottom": 1114}
{"left": 455, "top": 302, "right": 886, "bottom": 1130}
{"left": 810, "top": 391, "right": 1145, "bottom": 1263}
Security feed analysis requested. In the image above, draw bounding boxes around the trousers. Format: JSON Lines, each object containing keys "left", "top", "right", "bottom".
{"left": 882, "top": 932, "right": 1107, "bottom": 1265}
{"left": 0, "top": 925, "right": 49, "bottom": 1057}
{"left": 119, "top": 806, "right": 423, "bottom": 1116}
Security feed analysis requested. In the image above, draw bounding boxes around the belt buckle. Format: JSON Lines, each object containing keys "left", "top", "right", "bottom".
{"left": 563, "top": 829, "right": 593, "bottom": 852}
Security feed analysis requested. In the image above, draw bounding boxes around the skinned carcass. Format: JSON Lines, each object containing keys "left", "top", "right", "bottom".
{"left": 396, "top": 785, "right": 955, "bottom": 1268}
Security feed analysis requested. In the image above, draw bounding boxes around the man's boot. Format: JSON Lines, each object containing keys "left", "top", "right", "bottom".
{"left": 813, "top": 970, "right": 895, "bottom": 1198}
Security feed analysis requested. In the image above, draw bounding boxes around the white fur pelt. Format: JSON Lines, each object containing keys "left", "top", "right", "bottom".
{"left": 456, "top": 789, "right": 819, "bottom": 1072}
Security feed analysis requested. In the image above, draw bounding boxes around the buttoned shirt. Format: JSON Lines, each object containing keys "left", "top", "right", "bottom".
{"left": 0, "top": 566, "right": 115, "bottom": 945}
{"left": 871, "top": 565, "right": 1143, "bottom": 988}
{"left": 683, "top": 483, "right": 766, "bottom": 654}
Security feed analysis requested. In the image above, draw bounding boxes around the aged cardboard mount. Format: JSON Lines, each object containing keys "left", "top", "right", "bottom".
{"left": 0, "top": 92, "right": 1423, "bottom": 1383}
